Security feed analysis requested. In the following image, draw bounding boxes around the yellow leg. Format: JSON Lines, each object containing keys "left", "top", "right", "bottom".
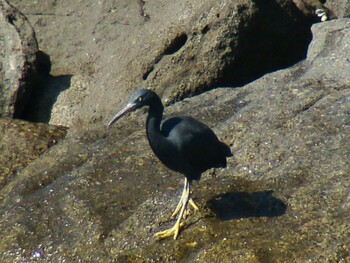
{"left": 171, "top": 178, "right": 188, "bottom": 218}
{"left": 171, "top": 179, "right": 199, "bottom": 218}
{"left": 154, "top": 177, "right": 191, "bottom": 240}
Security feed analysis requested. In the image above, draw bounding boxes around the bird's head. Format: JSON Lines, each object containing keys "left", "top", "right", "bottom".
{"left": 107, "top": 88, "right": 158, "bottom": 128}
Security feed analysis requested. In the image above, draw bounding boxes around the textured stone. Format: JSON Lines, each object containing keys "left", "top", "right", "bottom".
{"left": 0, "top": 0, "right": 38, "bottom": 117}
{"left": 8, "top": 0, "right": 311, "bottom": 128}
{"left": 326, "top": 0, "right": 350, "bottom": 19}
{"left": 0, "top": 1, "right": 349, "bottom": 262}
{"left": 0, "top": 118, "right": 67, "bottom": 188}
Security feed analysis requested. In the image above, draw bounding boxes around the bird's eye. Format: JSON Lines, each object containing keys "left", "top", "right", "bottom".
{"left": 137, "top": 96, "right": 143, "bottom": 102}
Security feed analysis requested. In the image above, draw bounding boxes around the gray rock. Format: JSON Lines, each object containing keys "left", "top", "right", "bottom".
{"left": 8, "top": 0, "right": 311, "bottom": 128}
{"left": 0, "top": 10, "right": 349, "bottom": 261}
{"left": 0, "top": 0, "right": 38, "bottom": 118}
{"left": 326, "top": 0, "right": 350, "bottom": 19}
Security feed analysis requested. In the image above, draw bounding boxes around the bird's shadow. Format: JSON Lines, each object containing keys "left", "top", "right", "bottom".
{"left": 206, "top": 190, "right": 286, "bottom": 220}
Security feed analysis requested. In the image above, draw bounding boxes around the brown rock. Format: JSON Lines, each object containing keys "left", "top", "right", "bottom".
{"left": 0, "top": 118, "right": 67, "bottom": 188}
{"left": 0, "top": 1, "right": 349, "bottom": 262}
{"left": 0, "top": 0, "right": 38, "bottom": 118}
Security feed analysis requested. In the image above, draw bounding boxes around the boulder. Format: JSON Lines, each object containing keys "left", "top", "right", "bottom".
{"left": 0, "top": 0, "right": 38, "bottom": 118}
{"left": 8, "top": 0, "right": 311, "bottom": 128}
{"left": 326, "top": 0, "right": 350, "bottom": 19}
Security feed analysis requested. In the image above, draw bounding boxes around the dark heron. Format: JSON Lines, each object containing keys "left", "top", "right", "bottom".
{"left": 108, "top": 89, "right": 232, "bottom": 239}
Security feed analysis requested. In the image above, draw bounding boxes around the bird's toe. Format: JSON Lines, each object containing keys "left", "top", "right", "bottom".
{"left": 154, "top": 222, "right": 185, "bottom": 240}
{"left": 189, "top": 198, "right": 199, "bottom": 211}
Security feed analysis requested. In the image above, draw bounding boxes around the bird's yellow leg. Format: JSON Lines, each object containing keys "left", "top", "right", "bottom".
{"left": 171, "top": 178, "right": 199, "bottom": 219}
{"left": 171, "top": 178, "right": 188, "bottom": 218}
{"left": 155, "top": 178, "right": 190, "bottom": 240}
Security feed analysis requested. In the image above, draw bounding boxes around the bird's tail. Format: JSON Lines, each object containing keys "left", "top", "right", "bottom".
{"left": 221, "top": 142, "right": 233, "bottom": 158}
{"left": 213, "top": 142, "right": 232, "bottom": 169}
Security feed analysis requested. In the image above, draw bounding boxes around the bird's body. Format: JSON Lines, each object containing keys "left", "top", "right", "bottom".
{"left": 108, "top": 89, "right": 232, "bottom": 239}
{"left": 151, "top": 116, "right": 229, "bottom": 181}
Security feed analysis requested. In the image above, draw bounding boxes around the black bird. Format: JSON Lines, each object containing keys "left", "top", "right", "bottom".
{"left": 108, "top": 89, "right": 232, "bottom": 239}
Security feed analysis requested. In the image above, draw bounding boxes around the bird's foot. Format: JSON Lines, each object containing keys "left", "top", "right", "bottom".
{"left": 171, "top": 198, "right": 199, "bottom": 219}
{"left": 183, "top": 199, "right": 199, "bottom": 217}
{"left": 189, "top": 198, "right": 199, "bottom": 211}
{"left": 154, "top": 222, "right": 185, "bottom": 240}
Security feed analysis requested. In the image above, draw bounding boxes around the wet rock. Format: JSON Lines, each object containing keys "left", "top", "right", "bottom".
{"left": 0, "top": 118, "right": 67, "bottom": 188}
{"left": 0, "top": 0, "right": 38, "bottom": 118}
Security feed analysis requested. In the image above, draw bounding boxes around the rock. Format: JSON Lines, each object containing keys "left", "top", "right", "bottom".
{"left": 21, "top": 74, "right": 73, "bottom": 124}
{"left": 8, "top": 0, "right": 311, "bottom": 129}
{"left": 292, "top": 0, "right": 338, "bottom": 21}
{"left": 0, "top": 0, "right": 38, "bottom": 118}
{"left": 0, "top": 118, "right": 67, "bottom": 188}
{"left": 21, "top": 74, "right": 91, "bottom": 127}
{"left": 305, "top": 18, "right": 350, "bottom": 81}
{"left": 48, "top": 74, "right": 92, "bottom": 127}
{"left": 0, "top": 13, "right": 349, "bottom": 262}
{"left": 292, "top": 0, "right": 350, "bottom": 22}
{"left": 326, "top": 0, "right": 350, "bottom": 19}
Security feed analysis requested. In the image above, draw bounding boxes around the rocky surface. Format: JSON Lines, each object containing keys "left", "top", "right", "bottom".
{"left": 326, "top": 0, "right": 350, "bottom": 19}
{"left": 292, "top": 0, "right": 338, "bottom": 21}
{"left": 7, "top": 0, "right": 312, "bottom": 127}
{"left": 0, "top": 118, "right": 67, "bottom": 188}
{"left": 0, "top": 0, "right": 39, "bottom": 118}
{"left": 0, "top": 0, "right": 349, "bottom": 262}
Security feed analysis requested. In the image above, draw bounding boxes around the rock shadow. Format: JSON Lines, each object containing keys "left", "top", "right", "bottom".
{"left": 22, "top": 74, "right": 72, "bottom": 124}
{"left": 217, "top": 0, "right": 312, "bottom": 87}
{"left": 207, "top": 190, "right": 286, "bottom": 220}
{"left": 20, "top": 51, "right": 72, "bottom": 124}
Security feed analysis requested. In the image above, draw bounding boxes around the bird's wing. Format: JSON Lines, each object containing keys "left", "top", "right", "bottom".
{"left": 167, "top": 117, "right": 226, "bottom": 172}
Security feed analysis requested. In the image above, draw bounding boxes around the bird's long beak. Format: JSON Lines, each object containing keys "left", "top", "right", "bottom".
{"left": 107, "top": 102, "right": 137, "bottom": 128}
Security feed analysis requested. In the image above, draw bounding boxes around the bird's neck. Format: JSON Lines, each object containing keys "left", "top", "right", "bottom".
{"left": 146, "top": 99, "right": 165, "bottom": 152}
{"left": 146, "top": 101, "right": 163, "bottom": 135}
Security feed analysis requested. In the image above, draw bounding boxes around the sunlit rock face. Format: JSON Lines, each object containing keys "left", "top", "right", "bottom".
{"left": 1, "top": 0, "right": 349, "bottom": 261}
